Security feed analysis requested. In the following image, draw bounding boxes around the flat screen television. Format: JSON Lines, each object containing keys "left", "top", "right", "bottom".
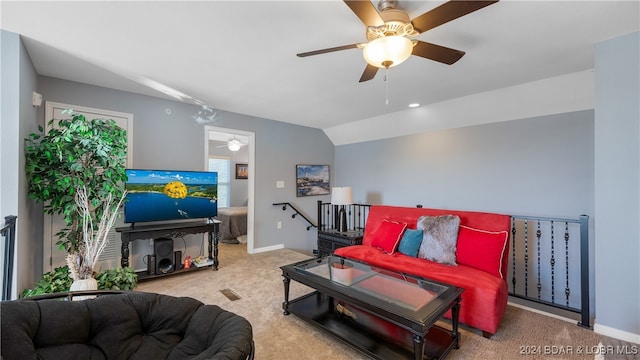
{"left": 124, "top": 169, "right": 218, "bottom": 224}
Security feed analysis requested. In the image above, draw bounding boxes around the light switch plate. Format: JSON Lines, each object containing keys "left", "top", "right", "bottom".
{"left": 276, "top": 180, "right": 284, "bottom": 188}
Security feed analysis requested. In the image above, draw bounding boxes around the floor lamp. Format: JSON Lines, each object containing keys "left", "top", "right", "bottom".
{"left": 331, "top": 187, "right": 352, "bottom": 233}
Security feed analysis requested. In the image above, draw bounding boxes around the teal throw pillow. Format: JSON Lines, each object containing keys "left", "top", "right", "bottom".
{"left": 398, "top": 229, "right": 423, "bottom": 257}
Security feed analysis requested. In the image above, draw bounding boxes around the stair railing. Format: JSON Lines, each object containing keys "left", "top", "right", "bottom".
{"left": 2, "top": 215, "right": 18, "bottom": 300}
{"left": 509, "top": 214, "right": 591, "bottom": 328}
{"left": 272, "top": 203, "right": 317, "bottom": 230}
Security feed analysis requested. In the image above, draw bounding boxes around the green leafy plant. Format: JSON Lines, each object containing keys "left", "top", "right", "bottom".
{"left": 25, "top": 110, "right": 128, "bottom": 253}
{"left": 22, "top": 266, "right": 138, "bottom": 298}
{"left": 95, "top": 267, "right": 138, "bottom": 291}
{"left": 21, "top": 266, "right": 73, "bottom": 298}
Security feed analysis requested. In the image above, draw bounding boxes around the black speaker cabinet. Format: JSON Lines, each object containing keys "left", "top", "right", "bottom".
{"left": 147, "top": 254, "right": 156, "bottom": 275}
{"left": 174, "top": 250, "right": 182, "bottom": 270}
{"left": 154, "top": 238, "right": 174, "bottom": 274}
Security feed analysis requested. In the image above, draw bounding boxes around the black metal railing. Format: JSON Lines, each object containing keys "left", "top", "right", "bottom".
{"left": 509, "top": 214, "right": 590, "bottom": 328}
{"left": 2, "top": 215, "right": 17, "bottom": 301}
{"left": 317, "top": 201, "right": 371, "bottom": 232}
{"left": 273, "top": 203, "right": 316, "bottom": 230}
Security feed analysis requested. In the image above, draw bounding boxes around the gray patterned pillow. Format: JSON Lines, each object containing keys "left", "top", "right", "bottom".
{"left": 417, "top": 215, "right": 460, "bottom": 265}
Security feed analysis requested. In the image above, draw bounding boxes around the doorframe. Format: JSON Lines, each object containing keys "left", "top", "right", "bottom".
{"left": 204, "top": 126, "right": 255, "bottom": 254}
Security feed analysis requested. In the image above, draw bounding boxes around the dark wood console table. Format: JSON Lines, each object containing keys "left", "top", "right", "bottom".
{"left": 116, "top": 220, "right": 220, "bottom": 278}
{"left": 317, "top": 229, "right": 364, "bottom": 258}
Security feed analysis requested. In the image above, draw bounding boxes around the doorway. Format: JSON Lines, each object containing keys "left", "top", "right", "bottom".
{"left": 204, "top": 126, "right": 255, "bottom": 253}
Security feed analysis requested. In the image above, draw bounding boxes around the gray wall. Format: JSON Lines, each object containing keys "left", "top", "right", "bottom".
{"left": 594, "top": 32, "right": 639, "bottom": 339}
{"left": 230, "top": 147, "right": 249, "bottom": 207}
{"left": 32, "top": 76, "right": 333, "bottom": 271}
{"left": 0, "top": 30, "right": 42, "bottom": 298}
{"left": 335, "top": 111, "right": 594, "bottom": 218}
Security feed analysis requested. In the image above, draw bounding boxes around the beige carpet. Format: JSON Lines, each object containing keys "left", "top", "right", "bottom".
{"left": 136, "top": 244, "right": 636, "bottom": 360}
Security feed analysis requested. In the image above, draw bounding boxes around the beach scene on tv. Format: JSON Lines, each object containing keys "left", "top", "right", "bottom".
{"left": 124, "top": 169, "right": 218, "bottom": 223}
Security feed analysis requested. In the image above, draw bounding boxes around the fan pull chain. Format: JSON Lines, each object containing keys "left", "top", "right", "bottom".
{"left": 384, "top": 67, "right": 389, "bottom": 105}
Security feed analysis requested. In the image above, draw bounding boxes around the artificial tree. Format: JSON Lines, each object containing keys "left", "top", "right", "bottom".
{"left": 25, "top": 110, "right": 128, "bottom": 255}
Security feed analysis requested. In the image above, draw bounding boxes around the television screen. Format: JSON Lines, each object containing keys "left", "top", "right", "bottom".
{"left": 124, "top": 169, "right": 218, "bottom": 224}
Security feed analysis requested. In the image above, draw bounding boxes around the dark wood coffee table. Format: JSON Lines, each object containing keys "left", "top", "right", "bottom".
{"left": 281, "top": 255, "right": 464, "bottom": 360}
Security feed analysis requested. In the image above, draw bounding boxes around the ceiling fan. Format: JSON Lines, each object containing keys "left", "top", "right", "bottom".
{"left": 213, "top": 137, "right": 247, "bottom": 152}
{"left": 297, "top": 0, "right": 498, "bottom": 82}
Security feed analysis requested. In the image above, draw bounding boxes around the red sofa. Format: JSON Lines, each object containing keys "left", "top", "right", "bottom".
{"left": 334, "top": 205, "right": 511, "bottom": 337}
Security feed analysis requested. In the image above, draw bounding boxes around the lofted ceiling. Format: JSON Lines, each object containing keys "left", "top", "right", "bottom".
{"left": 2, "top": 1, "right": 638, "bottom": 139}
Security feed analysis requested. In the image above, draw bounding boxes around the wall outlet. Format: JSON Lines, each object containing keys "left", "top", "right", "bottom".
{"left": 276, "top": 180, "right": 285, "bottom": 188}
{"left": 277, "top": 221, "right": 282, "bottom": 229}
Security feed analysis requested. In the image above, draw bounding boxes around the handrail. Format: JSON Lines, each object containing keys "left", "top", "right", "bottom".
{"left": 272, "top": 203, "right": 317, "bottom": 230}
{"left": 2, "top": 215, "right": 18, "bottom": 301}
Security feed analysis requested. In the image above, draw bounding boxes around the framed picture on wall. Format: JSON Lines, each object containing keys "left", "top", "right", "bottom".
{"left": 296, "top": 164, "right": 330, "bottom": 197}
{"left": 236, "top": 163, "right": 248, "bottom": 179}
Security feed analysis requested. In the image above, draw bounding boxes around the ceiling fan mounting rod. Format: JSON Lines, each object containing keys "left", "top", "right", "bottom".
{"left": 377, "top": 0, "right": 397, "bottom": 12}
{"left": 366, "top": 1, "right": 417, "bottom": 41}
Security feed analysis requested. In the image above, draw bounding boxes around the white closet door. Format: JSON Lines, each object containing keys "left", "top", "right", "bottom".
{"left": 42, "top": 102, "right": 133, "bottom": 272}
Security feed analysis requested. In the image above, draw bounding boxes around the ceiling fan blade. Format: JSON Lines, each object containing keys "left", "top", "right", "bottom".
{"left": 344, "top": 0, "right": 384, "bottom": 27}
{"left": 359, "top": 64, "right": 378, "bottom": 82}
{"left": 412, "top": 41, "right": 465, "bottom": 65}
{"left": 297, "top": 44, "right": 360, "bottom": 57}
{"left": 412, "top": 1, "right": 498, "bottom": 34}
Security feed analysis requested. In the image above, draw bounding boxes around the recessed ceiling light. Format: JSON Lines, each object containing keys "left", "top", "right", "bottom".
{"left": 408, "top": 103, "right": 420, "bottom": 108}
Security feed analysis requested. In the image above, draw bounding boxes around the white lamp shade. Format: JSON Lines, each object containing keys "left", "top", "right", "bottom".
{"left": 331, "top": 187, "right": 353, "bottom": 205}
{"left": 363, "top": 36, "right": 413, "bottom": 69}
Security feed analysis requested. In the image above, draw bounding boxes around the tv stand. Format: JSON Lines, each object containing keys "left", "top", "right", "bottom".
{"left": 115, "top": 220, "right": 221, "bottom": 279}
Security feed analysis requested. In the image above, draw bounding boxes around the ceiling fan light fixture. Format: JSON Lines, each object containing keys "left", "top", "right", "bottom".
{"left": 363, "top": 35, "right": 413, "bottom": 69}
{"left": 228, "top": 139, "right": 241, "bottom": 151}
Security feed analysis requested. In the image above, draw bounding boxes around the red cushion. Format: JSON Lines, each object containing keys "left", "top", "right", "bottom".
{"left": 456, "top": 225, "right": 509, "bottom": 278}
{"left": 369, "top": 220, "right": 407, "bottom": 254}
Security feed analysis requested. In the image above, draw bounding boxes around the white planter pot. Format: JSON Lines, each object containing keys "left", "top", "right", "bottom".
{"left": 330, "top": 262, "right": 354, "bottom": 286}
{"left": 70, "top": 277, "right": 98, "bottom": 300}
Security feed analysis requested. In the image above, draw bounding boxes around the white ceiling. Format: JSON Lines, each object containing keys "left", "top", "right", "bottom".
{"left": 2, "top": 1, "right": 638, "bottom": 136}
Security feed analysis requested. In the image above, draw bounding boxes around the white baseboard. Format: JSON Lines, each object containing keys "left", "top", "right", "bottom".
{"left": 250, "top": 243, "right": 284, "bottom": 254}
{"left": 594, "top": 323, "right": 640, "bottom": 344}
{"left": 508, "top": 301, "right": 579, "bottom": 324}
{"left": 509, "top": 301, "right": 640, "bottom": 345}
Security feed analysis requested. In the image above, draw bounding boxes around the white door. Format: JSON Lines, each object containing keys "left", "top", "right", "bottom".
{"left": 42, "top": 102, "right": 133, "bottom": 272}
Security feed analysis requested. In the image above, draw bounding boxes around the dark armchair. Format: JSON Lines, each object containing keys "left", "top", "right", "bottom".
{"left": 1, "top": 290, "right": 254, "bottom": 360}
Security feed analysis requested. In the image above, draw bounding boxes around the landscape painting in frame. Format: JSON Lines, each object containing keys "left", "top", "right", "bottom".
{"left": 296, "top": 165, "right": 330, "bottom": 197}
